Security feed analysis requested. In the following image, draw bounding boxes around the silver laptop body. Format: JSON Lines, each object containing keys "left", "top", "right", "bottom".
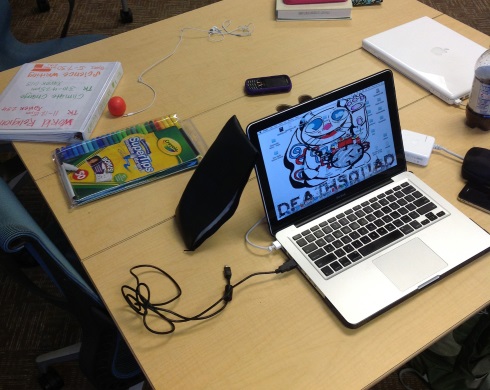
{"left": 362, "top": 17, "right": 487, "bottom": 105}
{"left": 247, "top": 70, "right": 490, "bottom": 327}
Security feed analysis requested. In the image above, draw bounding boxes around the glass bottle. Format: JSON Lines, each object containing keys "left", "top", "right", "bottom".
{"left": 466, "top": 48, "right": 490, "bottom": 131}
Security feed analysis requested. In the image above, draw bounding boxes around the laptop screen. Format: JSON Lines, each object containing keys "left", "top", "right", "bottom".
{"left": 247, "top": 70, "right": 406, "bottom": 235}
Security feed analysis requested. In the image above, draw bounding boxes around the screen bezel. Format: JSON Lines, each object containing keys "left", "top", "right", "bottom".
{"left": 246, "top": 69, "right": 407, "bottom": 236}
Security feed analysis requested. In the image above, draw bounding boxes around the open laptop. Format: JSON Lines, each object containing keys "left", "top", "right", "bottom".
{"left": 362, "top": 17, "right": 487, "bottom": 105}
{"left": 246, "top": 70, "right": 490, "bottom": 328}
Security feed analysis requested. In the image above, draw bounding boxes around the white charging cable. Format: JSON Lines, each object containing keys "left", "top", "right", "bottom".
{"left": 433, "top": 144, "right": 464, "bottom": 160}
{"left": 245, "top": 217, "right": 282, "bottom": 252}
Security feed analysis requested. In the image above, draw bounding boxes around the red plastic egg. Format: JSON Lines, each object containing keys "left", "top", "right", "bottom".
{"left": 108, "top": 96, "right": 126, "bottom": 117}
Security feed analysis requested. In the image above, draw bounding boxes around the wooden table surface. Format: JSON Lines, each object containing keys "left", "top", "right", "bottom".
{"left": 2, "top": 0, "right": 489, "bottom": 388}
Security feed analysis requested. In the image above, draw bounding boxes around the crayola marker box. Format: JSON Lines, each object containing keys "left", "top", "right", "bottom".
{"left": 53, "top": 114, "right": 206, "bottom": 206}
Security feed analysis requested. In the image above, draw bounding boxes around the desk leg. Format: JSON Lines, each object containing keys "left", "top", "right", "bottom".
{"left": 120, "top": 0, "right": 133, "bottom": 23}
{"left": 36, "top": 0, "right": 50, "bottom": 12}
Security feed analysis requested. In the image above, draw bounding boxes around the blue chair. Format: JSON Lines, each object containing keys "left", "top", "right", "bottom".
{"left": 0, "top": 0, "right": 106, "bottom": 72}
{"left": 0, "top": 177, "right": 144, "bottom": 390}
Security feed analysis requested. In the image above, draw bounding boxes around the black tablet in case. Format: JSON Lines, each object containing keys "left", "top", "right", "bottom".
{"left": 175, "top": 115, "right": 258, "bottom": 250}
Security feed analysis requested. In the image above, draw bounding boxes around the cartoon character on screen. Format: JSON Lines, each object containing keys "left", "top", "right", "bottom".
{"left": 284, "top": 93, "right": 371, "bottom": 188}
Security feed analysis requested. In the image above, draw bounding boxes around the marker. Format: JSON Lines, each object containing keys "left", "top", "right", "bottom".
{"left": 170, "top": 116, "right": 180, "bottom": 127}
{"left": 85, "top": 140, "right": 95, "bottom": 153}
{"left": 101, "top": 136, "right": 112, "bottom": 147}
{"left": 96, "top": 138, "right": 106, "bottom": 148}
{"left": 115, "top": 130, "right": 124, "bottom": 142}
{"left": 137, "top": 123, "right": 148, "bottom": 134}
{"left": 153, "top": 119, "right": 163, "bottom": 131}
{"left": 110, "top": 132, "right": 120, "bottom": 144}
{"left": 57, "top": 114, "right": 182, "bottom": 162}
{"left": 147, "top": 120, "right": 157, "bottom": 133}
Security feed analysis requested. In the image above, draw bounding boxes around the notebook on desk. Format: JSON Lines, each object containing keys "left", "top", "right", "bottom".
{"left": 361, "top": 17, "right": 487, "bottom": 105}
{"left": 246, "top": 70, "right": 490, "bottom": 328}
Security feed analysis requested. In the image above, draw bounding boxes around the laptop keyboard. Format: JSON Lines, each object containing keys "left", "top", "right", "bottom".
{"left": 292, "top": 182, "right": 447, "bottom": 279}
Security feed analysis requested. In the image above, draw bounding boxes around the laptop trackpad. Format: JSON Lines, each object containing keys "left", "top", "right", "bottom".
{"left": 373, "top": 238, "right": 447, "bottom": 292}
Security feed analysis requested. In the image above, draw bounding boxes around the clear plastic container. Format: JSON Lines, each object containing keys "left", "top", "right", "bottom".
{"left": 466, "top": 48, "right": 490, "bottom": 131}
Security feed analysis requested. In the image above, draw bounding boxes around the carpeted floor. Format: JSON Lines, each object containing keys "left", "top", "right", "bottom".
{"left": 2, "top": 0, "right": 489, "bottom": 389}
{"left": 8, "top": 0, "right": 490, "bottom": 43}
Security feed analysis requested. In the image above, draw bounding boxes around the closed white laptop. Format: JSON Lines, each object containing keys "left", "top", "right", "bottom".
{"left": 246, "top": 70, "right": 490, "bottom": 328}
{"left": 362, "top": 16, "right": 487, "bottom": 105}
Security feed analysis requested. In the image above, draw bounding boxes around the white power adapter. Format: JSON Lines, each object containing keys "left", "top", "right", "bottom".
{"left": 401, "top": 129, "right": 435, "bottom": 166}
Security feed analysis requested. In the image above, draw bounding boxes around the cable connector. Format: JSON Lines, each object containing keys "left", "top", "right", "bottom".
{"left": 223, "top": 284, "right": 233, "bottom": 302}
{"left": 245, "top": 217, "right": 285, "bottom": 252}
{"left": 271, "top": 240, "right": 282, "bottom": 251}
{"left": 224, "top": 265, "right": 232, "bottom": 282}
{"left": 265, "top": 240, "right": 283, "bottom": 252}
{"left": 275, "top": 258, "right": 297, "bottom": 274}
{"left": 223, "top": 266, "right": 233, "bottom": 302}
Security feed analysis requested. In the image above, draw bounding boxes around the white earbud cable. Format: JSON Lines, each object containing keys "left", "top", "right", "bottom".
{"left": 123, "top": 20, "right": 254, "bottom": 117}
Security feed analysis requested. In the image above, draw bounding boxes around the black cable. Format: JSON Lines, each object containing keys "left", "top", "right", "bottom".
{"left": 61, "top": 0, "right": 75, "bottom": 38}
{"left": 121, "top": 259, "right": 297, "bottom": 334}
